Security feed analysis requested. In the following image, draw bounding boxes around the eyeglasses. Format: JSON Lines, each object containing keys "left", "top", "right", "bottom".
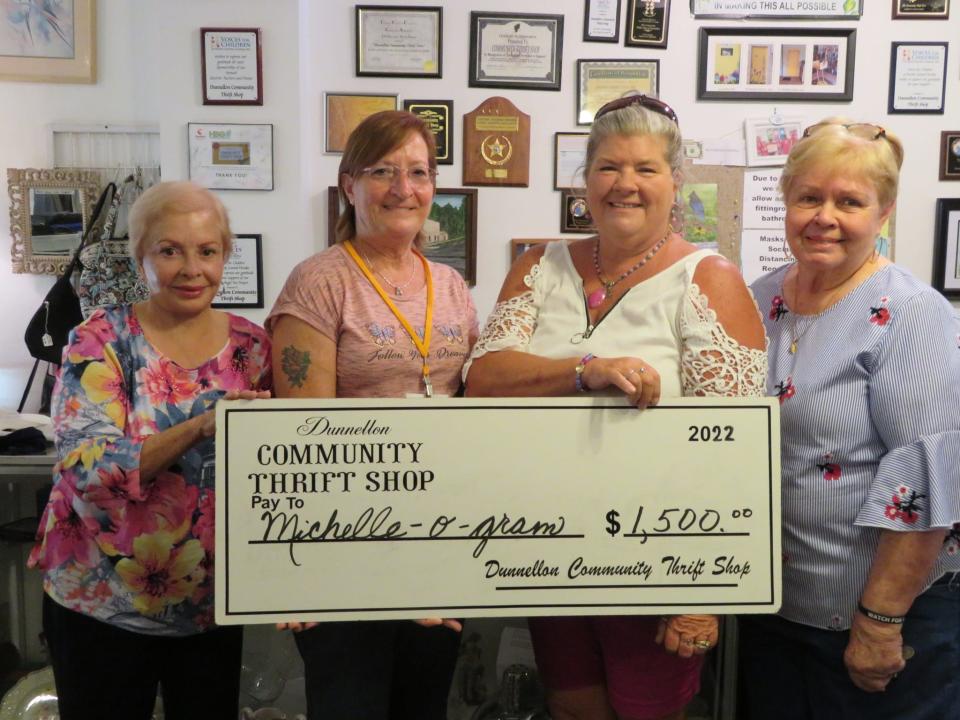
{"left": 358, "top": 164, "right": 437, "bottom": 186}
{"left": 593, "top": 94, "right": 679, "bottom": 126}
{"left": 802, "top": 122, "right": 886, "bottom": 141}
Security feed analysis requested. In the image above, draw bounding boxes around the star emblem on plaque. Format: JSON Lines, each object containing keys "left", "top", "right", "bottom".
{"left": 463, "top": 97, "right": 530, "bottom": 187}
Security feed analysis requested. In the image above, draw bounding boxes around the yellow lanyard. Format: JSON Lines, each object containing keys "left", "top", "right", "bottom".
{"left": 344, "top": 240, "right": 435, "bottom": 397}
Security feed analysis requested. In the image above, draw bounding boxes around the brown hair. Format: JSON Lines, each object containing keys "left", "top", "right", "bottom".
{"left": 128, "top": 180, "right": 232, "bottom": 263}
{"left": 335, "top": 110, "right": 437, "bottom": 244}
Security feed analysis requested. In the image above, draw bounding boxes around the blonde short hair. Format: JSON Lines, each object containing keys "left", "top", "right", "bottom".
{"left": 128, "top": 181, "right": 232, "bottom": 263}
{"left": 780, "top": 119, "right": 904, "bottom": 209}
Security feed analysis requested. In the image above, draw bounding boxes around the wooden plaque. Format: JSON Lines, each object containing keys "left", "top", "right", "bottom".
{"left": 462, "top": 97, "right": 530, "bottom": 187}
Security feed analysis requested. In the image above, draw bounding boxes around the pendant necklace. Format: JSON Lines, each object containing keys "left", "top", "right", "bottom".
{"left": 788, "top": 313, "right": 820, "bottom": 354}
{"left": 344, "top": 240, "right": 435, "bottom": 397}
{"left": 359, "top": 244, "right": 417, "bottom": 297}
{"left": 588, "top": 233, "right": 669, "bottom": 309}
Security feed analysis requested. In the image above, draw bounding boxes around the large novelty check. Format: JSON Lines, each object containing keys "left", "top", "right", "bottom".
{"left": 215, "top": 397, "right": 781, "bottom": 624}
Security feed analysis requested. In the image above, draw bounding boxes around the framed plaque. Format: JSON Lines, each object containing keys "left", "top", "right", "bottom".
{"left": 626, "top": 0, "right": 670, "bottom": 49}
{"left": 555, "top": 132, "right": 589, "bottom": 189}
{"left": 561, "top": 190, "right": 596, "bottom": 234}
{"left": 356, "top": 5, "right": 442, "bottom": 78}
{"left": 691, "top": 0, "right": 862, "bottom": 18}
{"left": 324, "top": 92, "right": 398, "bottom": 153}
{"left": 188, "top": 123, "right": 274, "bottom": 191}
{"left": 213, "top": 234, "right": 263, "bottom": 309}
{"left": 468, "top": 12, "right": 563, "bottom": 91}
{"left": 201, "top": 28, "right": 263, "bottom": 105}
{"left": 932, "top": 199, "right": 960, "bottom": 299}
{"left": 403, "top": 99, "right": 453, "bottom": 165}
{"left": 697, "top": 27, "right": 856, "bottom": 102}
{"left": 463, "top": 97, "right": 531, "bottom": 187}
{"left": 577, "top": 59, "right": 660, "bottom": 125}
{"left": 584, "top": 0, "right": 621, "bottom": 43}
{"left": 940, "top": 131, "right": 960, "bottom": 181}
{"left": 888, "top": 42, "right": 947, "bottom": 114}
{"left": 892, "top": 0, "right": 950, "bottom": 18}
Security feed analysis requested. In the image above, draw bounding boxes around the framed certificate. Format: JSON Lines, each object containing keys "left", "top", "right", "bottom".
{"left": 626, "top": 0, "right": 670, "bottom": 49}
{"left": 188, "top": 123, "right": 273, "bottom": 191}
{"left": 940, "top": 131, "right": 960, "bottom": 181}
{"left": 888, "top": 42, "right": 947, "bottom": 114}
{"left": 577, "top": 59, "right": 660, "bottom": 125}
{"left": 469, "top": 12, "right": 564, "bottom": 91}
{"left": 213, "top": 234, "right": 263, "bottom": 309}
{"left": 932, "top": 198, "right": 960, "bottom": 299}
{"left": 403, "top": 99, "right": 453, "bottom": 165}
{"left": 324, "top": 92, "right": 398, "bottom": 153}
{"left": 555, "top": 132, "right": 589, "bottom": 189}
{"left": 356, "top": 5, "right": 442, "bottom": 78}
{"left": 892, "top": 0, "right": 950, "bottom": 18}
{"left": 201, "top": 28, "right": 263, "bottom": 105}
{"left": 583, "top": 0, "right": 621, "bottom": 43}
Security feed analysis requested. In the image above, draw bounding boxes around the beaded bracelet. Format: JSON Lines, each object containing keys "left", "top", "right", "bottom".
{"left": 574, "top": 353, "right": 595, "bottom": 392}
{"left": 857, "top": 602, "right": 905, "bottom": 625}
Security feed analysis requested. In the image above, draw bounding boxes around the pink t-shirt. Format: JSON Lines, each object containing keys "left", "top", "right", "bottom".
{"left": 267, "top": 244, "right": 478, "bottom": 397}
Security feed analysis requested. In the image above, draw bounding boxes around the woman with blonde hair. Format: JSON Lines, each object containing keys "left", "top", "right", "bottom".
{"left": 743, "top": 119, "right": 960, "bottom": 719}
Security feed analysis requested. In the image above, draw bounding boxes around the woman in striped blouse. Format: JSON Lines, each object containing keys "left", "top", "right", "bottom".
{"left": 743, "top": 120, "right": 960, "bottom": 719}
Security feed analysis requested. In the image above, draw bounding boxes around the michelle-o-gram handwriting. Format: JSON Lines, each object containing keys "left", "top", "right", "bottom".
{"left": 253, "top": 506, "right": 572, "bottom": 565}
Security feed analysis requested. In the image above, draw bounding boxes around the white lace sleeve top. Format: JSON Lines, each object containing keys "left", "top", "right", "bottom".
{"left": 465, "top": 241, "right": 766, "bottom": 398}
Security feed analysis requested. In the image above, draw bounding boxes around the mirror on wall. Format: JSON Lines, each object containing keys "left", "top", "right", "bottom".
{"left": 7, "top": 168, "right": 100, "bottom": 275}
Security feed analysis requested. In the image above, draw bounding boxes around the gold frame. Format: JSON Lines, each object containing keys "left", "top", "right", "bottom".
{"left": 0, "top": 0, "right": 96, "bottom": 83}
{"left": 8, "top": 168, "right": 101, "bottom": 275}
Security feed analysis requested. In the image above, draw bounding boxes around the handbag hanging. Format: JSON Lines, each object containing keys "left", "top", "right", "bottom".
{"left": 23, "top": 182, "right": 116, "bottom": 365}
{"left": 78, "top": 173, "right": 149, "bottom": 318}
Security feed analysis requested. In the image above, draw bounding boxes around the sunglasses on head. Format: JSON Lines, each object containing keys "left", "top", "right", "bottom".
{"left": 802, "top": 122, "right": 886, "bottom": 141}
{"left": 593, "top": 94, "right": 679, "bottom": 126}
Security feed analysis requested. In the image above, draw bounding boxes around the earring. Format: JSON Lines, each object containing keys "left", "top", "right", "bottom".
{"left": 781, "top": 238, "right": 794, "bottom": 261}
{"left": 669, "top": 202, "right": 683, "bottom": 234}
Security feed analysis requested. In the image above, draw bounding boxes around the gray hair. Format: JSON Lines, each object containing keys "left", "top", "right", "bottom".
{"left": 585, "top": 103, "right": 684, "bottom": 178}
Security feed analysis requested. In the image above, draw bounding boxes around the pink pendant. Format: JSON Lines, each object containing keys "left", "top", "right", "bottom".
{"left": 587, "top": 288, "right": 607, "bottom": 309}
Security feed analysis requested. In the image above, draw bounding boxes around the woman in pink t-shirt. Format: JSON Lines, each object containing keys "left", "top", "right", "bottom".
{"left": 266, "top": 111, "right": 477, "bottom": 720}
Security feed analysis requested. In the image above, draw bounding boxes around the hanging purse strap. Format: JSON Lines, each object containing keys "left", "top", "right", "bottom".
{"left": 62, "top": 181, "right": 117, "bottom": 284}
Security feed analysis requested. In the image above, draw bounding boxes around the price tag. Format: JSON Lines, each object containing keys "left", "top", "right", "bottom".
{"left": 216, "top": 397, "right": 781, "bottom": 624}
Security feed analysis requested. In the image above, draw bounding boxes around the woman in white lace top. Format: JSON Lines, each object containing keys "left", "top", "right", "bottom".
{"left": 464, "top": 96, "right": 767, "bottom": 720}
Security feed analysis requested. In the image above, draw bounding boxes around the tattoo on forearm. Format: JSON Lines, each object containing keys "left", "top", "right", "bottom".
{"left": 281, "top": 345, "right": 311, "bottom": 388}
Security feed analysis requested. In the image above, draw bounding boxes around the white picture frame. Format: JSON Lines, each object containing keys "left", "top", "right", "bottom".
{"left": 744, "top": 117, "right": 804, "bottom": 166}
{"left": 188, "top": 123, "right": 274, "bottom": 191}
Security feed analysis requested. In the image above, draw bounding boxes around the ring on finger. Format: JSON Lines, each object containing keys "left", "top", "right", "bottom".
{"left": 693, "top": 640, "right": 712, "bottom": 650}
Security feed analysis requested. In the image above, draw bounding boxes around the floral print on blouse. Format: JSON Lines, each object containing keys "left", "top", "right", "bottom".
{"left": 28, "top": 305, "right": 271, "bottom": 636}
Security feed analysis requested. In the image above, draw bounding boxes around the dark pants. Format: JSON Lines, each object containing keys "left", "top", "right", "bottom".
{"left": 43, "top": 594, "right": 243, "bottom": 720}
{"left": 294, "top": 619, "right": 461, "bottom": 720}
{"left": 738, "top": 575, "right": 960, "bottom": 720}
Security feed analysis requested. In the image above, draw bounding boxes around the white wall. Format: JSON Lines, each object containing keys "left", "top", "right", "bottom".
{"left": 0, "top": 0, "right": 306, "bottom": 409}
{"left": 2, "top": 1, "right": 958, "bottom": 408}
{"left": 300, "top": 0, "right": 959, "bottom": 322}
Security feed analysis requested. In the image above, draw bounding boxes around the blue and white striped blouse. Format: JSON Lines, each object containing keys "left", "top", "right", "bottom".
{"left": 751, "top": 263, "right": 960, "bottom": 630}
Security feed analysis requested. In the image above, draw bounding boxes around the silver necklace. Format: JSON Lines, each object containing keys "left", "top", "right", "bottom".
{"left": 360, "top": 245, "right": 416, "bottom": 296}
{"left": 589, "top": 233, "right": 668, "bottom": 309}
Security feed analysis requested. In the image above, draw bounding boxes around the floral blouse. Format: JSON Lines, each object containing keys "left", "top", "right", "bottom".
{"left": 29, "top": 305, "right": 271, "bottom": 636}
{"left": 751, "top": 264, "right": 960, "bottom": 630}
